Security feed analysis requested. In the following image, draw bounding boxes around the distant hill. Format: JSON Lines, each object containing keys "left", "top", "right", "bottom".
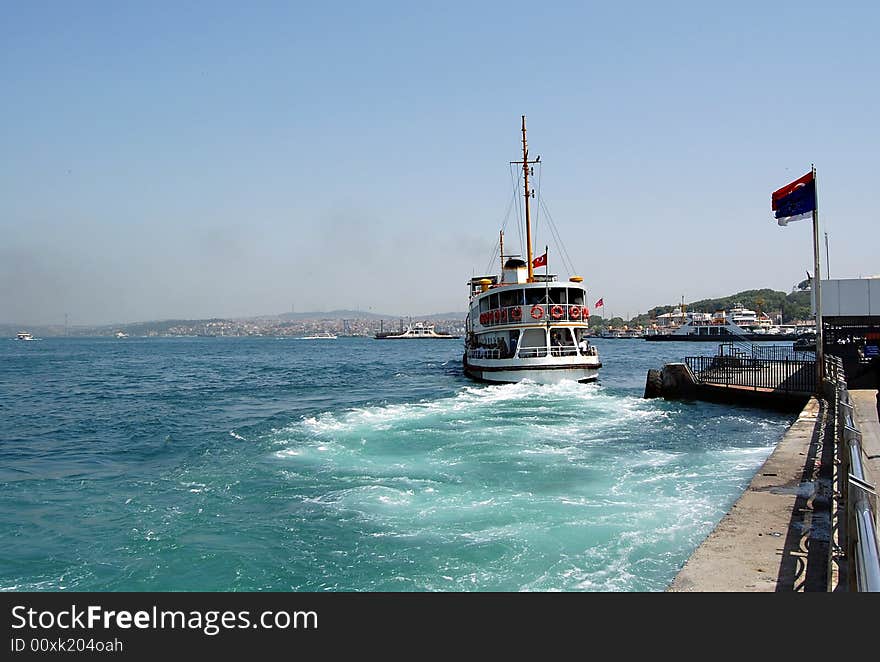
{"left": 632, "top": 289, "right": 813, "bottom": 326}
{"left": 276, "top": 310, "right": 466, "bottom": 321}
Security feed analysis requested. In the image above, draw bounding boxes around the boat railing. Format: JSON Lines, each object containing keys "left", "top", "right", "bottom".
{"left": 467, "top": 348, "right": 502, "bottom": 359}
{"left": 517, "top": 347, "right": 548, "bottom": 358}
{"left": 550, "top": 346, "right": 578, "bottom": 357}
{"left": 477, "top": 304, "right": 589, "bottom": 326}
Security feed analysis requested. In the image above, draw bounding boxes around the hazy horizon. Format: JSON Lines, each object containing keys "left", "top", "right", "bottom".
{"left": 3, "top": 2, "right": 878, "bottom": 326}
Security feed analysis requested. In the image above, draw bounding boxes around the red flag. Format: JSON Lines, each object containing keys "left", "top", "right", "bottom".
{"left": 594, "top": 298, "right": 604, "bottom": 308}
{"left": 532, "top": 252, "right": 547, "bottom": 268}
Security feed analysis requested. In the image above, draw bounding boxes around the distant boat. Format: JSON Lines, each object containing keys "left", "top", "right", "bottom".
{"left": 15, "top": 332, "right": 35, "bottom": 341}
{"left": 299, "top": 332, "right": 338, "bottom": 339}
{"left": 375, "top": 322, "right": 459, "bottom": 339}
{"left": 115, "top": 331, "right": 128, "bottom": 339}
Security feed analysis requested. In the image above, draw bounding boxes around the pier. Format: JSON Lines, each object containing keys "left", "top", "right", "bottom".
{"left": 652, "top": 354, "right": 880, "bottom": 591}
{"left": 644, "top": 343, "right": 815, "bottom": 411}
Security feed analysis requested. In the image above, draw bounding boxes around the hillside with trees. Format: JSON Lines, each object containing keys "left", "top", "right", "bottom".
{"left": 597, "top": 288, "right": 813, "bottom": 328}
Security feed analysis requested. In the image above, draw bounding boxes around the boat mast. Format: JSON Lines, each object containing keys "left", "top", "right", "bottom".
{"left": 499, "top": 230, "right": 505, "bottom": 283}
{"left": 513, "top": 115, "right": 539, "bottom": 283}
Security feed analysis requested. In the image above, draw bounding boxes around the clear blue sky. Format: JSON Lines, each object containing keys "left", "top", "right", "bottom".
{"left": 2, "top": 1, "right": 877, "bottom": 325}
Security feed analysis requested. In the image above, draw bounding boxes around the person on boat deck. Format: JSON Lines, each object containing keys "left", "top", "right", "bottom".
{"left": 496, "top": 338, "right": 508, "bottom": 356}
{"left": 578, "top": 336, "right": 590, "bottom": 355}
{"left": 551, "top": 332, "right": 563, "bottom": 347}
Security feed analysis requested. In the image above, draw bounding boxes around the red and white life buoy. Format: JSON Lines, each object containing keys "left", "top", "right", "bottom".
{"left": 569, "top": 305, "right": 581, "bottom": 320}
{"left": 550, "top": 305, "right": 564, "bottom": 320}
{"left": 510, "top": 306, "right": 522, "bottom": 321}
{"left": 583, "top": 306, "right": 590, "bottom": 318}
{"left": 493, "top": 309, "right": 501, "bottom": 323}
{"left": 530, "top": 305, "right": 544, "bottom": 320}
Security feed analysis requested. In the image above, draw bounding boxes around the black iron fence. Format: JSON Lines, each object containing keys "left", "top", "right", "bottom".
{"left": 685, "top": 352, "right": 816, "bottom": 394}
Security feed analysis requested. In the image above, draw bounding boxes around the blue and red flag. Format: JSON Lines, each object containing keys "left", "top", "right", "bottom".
{"left": 772, "top": 171, "right": 816, "bottom": 226}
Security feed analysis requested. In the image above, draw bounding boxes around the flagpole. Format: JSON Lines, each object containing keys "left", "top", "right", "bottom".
{"left": 811, "top": 164, "right": 824, "bottom": 391}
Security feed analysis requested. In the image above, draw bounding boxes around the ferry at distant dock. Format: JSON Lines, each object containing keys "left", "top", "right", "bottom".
{"left": 644, "top": 304, "right": 802, "bottom": 341}
{"left": 462, "top": 117, "right": 601, "bottom": 384}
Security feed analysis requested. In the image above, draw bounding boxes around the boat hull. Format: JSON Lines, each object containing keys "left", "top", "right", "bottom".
{"left": 463, "top": 357, "right": 601, "bottom": 384}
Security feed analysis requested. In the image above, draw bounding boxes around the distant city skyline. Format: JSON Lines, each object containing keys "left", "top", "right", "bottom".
{"left": 3, "top": 2, "right": 879, "bottom": 326}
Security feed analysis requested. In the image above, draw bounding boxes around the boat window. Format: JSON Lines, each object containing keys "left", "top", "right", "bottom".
{"left": 480, "top": 298, "right": 490, "bottom": 313}
{"left": 548, "top": 288, "right": 567, "bottom": 305}
{"left": 550, "top": 328, "right": 575, "bottom": 346}
{"left": 499, "top": 289, "right": 522, "bottom": 308}
{"left": 568, "top": 289, "right": 585, "bottom": 306}
{"left": 489, "top": 293, "right": 499, "bottom": 309}
{"left": 519, "top": 328, "right": 546, "bottom": 348}
{"left": 524, "top": 289, "right": 545, "bottom": 306}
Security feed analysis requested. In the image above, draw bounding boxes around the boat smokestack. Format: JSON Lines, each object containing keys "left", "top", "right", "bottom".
{"left": 502, "top": 258, "right": 527, "bottom": 285}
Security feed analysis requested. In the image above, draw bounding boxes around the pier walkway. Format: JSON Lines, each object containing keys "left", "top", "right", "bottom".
{"left": 667, "top": 387, "right": 880, "bottom": 592}
{"left": 850, "top": 390, "right": 880, "bottom": 489}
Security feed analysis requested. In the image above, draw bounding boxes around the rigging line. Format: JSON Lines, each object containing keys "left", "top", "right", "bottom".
{"left": 510, "top": 163, "right": 525, "bottom": 258}
{"left": 533, "top": 162, "right": 541, "bottom": 255}
{"left": 539, "top": 197, "right": 577, "bottom": 275}
{"left": 541, "top": 198, "right": 575, "bottom": 273}
{"left": 485, "top": 185, "right": 519, "bottom": 274}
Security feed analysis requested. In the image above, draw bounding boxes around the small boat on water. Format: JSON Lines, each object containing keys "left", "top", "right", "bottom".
{"left": 462, "top": 117, "right": 601, "bottom": 384}
{"left": 375, "top": 322, "right": 459, "bottom": 339}
{"left": 300, "top": 332, "right": 338, "bottom": 339}
{"left": 16, "top": 332, "right": 35, "bottom": 341}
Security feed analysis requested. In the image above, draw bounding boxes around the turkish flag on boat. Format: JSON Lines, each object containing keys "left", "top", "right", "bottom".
{"left": 532, "top": 253, "right": 547, "bottom": 268}
{"left": 594, "top": 298, "right": 604, "bottom": 308}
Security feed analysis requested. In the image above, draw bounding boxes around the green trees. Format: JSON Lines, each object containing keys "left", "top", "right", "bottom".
{"left": 593, "top": 288, "right": 813, "bottom": 327}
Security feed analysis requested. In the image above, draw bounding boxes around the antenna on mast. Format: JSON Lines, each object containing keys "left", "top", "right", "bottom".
{"left": 510, "top": 115, "right": 540, "bottom": 282}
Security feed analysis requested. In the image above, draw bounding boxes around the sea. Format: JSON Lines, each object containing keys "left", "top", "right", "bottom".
{"left": 0, "top": 336, "right": 796, "bottom": 592}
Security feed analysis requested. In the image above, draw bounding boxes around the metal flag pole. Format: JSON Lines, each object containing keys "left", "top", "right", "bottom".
{"left": 811, "top": 164, "right": 824, "bottom": 391}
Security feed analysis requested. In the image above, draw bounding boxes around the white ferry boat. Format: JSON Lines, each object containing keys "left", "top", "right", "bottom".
{"left": 375, "top": 322, "right": 459, "bottom": 339}
{"left": 16, "top": 332, "right": 35, "bottom": 341}
{"left": 462, "top": 117, "right": 601, "bottom": 384}
{"left": 300, "top": 332, "right": 338, "bottom": 339}
{"left": 644, "top": 304, "right": 799, "bottom": 341}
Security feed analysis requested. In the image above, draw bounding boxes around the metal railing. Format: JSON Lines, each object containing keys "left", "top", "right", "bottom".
{"left": 830, "top": 355, "right": 880, "bottom": 592}
{"left": 466, "top": 348, "right": 502, "bottom": 359}
{"left": 517, "top": 347, "right": 548, "bottom": 358}
{"left": 716, "top": 341, "right": 814, "bottom": 362}
{"left": 550, "top": 346, "right": 579, "bottom": 357}
{"left": 477, "top": 304, "right": 589, "bottom": 326}
{"left": 684, "top": 353, "right": 816, "bottom": 393}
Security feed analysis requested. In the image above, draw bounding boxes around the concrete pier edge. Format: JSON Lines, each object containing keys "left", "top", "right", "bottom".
{"left": 667, "top": 397, "right": 833, "bottom": 591}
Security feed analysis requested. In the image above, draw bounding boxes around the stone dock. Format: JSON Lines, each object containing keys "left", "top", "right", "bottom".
{"left": 652, "top": 360, "right": 880, "bottom": 590}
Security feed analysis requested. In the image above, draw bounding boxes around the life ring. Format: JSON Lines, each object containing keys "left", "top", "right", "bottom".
{"left": 550, "top": 305, "right": 564, "bottom": 319}
{"left": 530, "top": 305, "right": 544, "bottom": 320}
{"left": 510, "top": 306, "right": 522, "bottom": 321}
{"left": 569, "top": 306, "right": 581, "bottom": 320}
{"left": 493, "top": 309, "right": 501, "bottom": 323}
{"left": 479, "top": 312, "right": 487, "bottom": 325}
{"left": 582, "top": 306, "right": 590, "bottom": 318}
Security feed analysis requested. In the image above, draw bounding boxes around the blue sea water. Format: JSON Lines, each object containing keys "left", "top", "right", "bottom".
{"left": 0, "top": 336, "right": 795, "bottom": 592}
